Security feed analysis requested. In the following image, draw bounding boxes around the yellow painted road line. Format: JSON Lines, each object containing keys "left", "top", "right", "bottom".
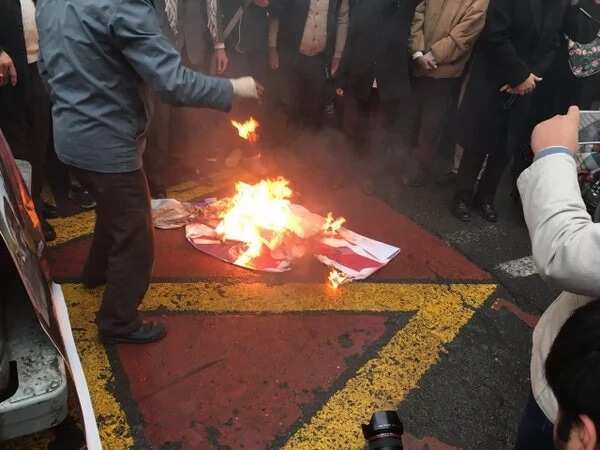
{"left": 47, "top": 172, "right": 235, "bottom": 247}
{"left": 60, "top": 281, "right": 495, "bottom": 450}
{"left": 282, "top": 284, "right": 495, "bottom": 450}
{"left": 62, "top": 284, "right": 134, "bottom": 449}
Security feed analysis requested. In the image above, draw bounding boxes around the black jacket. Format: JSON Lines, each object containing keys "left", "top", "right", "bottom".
{"left": 337, "top": 0, "right": 418, "bottom": 102}
{"left": 0, "top": 0, "right": 30, "bottom": 120}
{"left": 220, "top": 0, "right": 269, "bottom": 54}
{"left": 457, "top": 0, "right": 570, "bottom": 153}
{"left": 270, "top": 0, "right": 342, "bottom": 60}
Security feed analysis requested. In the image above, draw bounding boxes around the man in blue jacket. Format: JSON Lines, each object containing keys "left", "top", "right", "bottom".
{"left": 36, "top": 0, "right": 261, "bottom": 344}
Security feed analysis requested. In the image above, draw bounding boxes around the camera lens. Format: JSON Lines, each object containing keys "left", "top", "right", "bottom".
{"left": 362, "top": 411, "right": 404, "bottom": 450}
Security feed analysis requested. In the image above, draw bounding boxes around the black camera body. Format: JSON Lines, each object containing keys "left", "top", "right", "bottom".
{"left": 362, "top": 411, "right": 404, "bottom": 450}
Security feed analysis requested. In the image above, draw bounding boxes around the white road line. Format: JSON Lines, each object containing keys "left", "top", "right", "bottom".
{"left": 496, "top": 256, "right": 538, "bottom": 278}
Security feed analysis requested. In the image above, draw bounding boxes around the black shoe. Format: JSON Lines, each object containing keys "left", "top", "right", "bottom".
{"left": 69, "top": 186, "right": 96, "bottom": 210}
{"left": 41, "top": 201, "right": 59, "bottom": 219}
{"left": 476, "top": 201, "right": 498, "bottom": 223}
{"left": 41, "top": 217, "right": 57, "bottom": 242}
{"left": 452, "top": 197, "right": 472, "bottom": 222}
{"left": 100, "top": 321, "right": 167, "bottom": 345}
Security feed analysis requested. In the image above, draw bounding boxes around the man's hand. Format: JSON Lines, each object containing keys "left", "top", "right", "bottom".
{"left": 230, "top": 77, "right": 264, "bottom": 100}
{"left": 501, "top": 73, "right": 542, "bottom": 96}
{"left": 254, "top": 0, "right": 269, "bottom": 6}
{"left": 213, "top": 48, "right": 229, "bottom": 74}
{"left": 0, "top": 51, "right": 18, "bottom": 87}
{"left": 531, "top": 106, "right": 580, "bottom": 156}
{"left": 416, "top": 52, "right": 438, "bottom": 71}
{"left": 331, "top": 57, "right": 341, "bottom": 77}
{"left": 269, "top": 47, "right": 279, "bottom": 70}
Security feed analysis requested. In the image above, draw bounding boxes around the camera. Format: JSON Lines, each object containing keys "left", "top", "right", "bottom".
{"left": 362, "top": 411, "right": 404, "bottom": 450}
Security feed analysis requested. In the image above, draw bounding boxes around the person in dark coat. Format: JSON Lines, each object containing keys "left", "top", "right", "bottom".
{"left": 335, "top": 0, "right": 418, "bottom": 194}
{"left": 452, "top": 0, "right": 571, "bottom": 223}
{"left": 0, "top": 0, "right": 56, "bottom": 241}
{"left": 269, "top": 0, "right": 350, "bottom": 129}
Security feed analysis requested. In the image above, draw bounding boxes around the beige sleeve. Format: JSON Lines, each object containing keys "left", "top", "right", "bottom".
{"left": 333, "top": 0, "right": 350, "bottom": 59}
{"left": 409, "top": 1, "right": 426, "bottom": 54}
{"left": 268, "top": 16, "right": 279, "bottom": 48}
{"left": 430, "top": 0, "right": 489, "bottom": 64}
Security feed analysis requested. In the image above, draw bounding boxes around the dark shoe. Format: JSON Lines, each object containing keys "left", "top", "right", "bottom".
{"left": 476, "top": 201, "right": 498, "bottom": 223}
{"left": 100, "top": 321, "right": 167, "bottom": 345}
{"left": 435, "top": 171, "right": 458, "bottom": 186}
{"left": 452, "top": 197, "right": 472, "bottom": 222}
{"left": 41, "top": 201, "right": 59, "bottom": 219}
{"left": 41, "top": 217, "right": 56, "bottom": 242}
{"left": 69, "top": 186, "right": 96, "bottom": 210}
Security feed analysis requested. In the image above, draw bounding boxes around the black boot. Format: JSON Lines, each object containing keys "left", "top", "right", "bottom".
{"left": 452, "top": 192, "right": 472, "bottom": 222}
{"left": 474, "top": 197, "right": 498, "bottom": 223}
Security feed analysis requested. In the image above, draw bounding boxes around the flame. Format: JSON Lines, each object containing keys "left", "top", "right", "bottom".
{"left": 215, "top": 177, "right": 301, "bottom": 266}
{"left": 231, "top": 117, "right": 259, "bottom": 143}
{"left": 322, "top": 212, "right": 346, "bottom": 234}
{"left": 328, "top": 269, "right": 350, "bottom": 289}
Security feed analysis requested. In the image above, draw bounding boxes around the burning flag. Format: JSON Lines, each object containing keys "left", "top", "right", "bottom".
{"left": 214, "top": 177, "right": 302, "bottom": 267}
{"left": 150, "top": 177, "right": 401, "bottom": 288}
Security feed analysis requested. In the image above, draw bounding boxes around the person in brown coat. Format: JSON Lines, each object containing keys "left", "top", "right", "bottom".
{"left": 405, "top": 0, "right": 489, "bottom": 186}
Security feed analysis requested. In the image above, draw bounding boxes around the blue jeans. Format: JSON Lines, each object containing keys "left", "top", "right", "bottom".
{"left": 514, "top": 392, "right": 555, "bottom": 450}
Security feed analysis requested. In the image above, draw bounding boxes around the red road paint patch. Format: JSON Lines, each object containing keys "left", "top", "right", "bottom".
{"left": 492, "top": 298, "right": 540, "bottom": 329}
{"left": 118, "top": 313, "right": 389, "bottom": 449}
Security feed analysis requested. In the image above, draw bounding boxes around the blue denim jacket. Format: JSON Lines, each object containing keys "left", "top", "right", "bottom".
{"left": 36, "top": 0, "right": 233, "bottom": 173}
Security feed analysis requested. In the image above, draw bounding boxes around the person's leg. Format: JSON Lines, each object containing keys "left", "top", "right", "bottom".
{"left": 414, "top": 78, "right": 460, "bottom": 180}
{"left": 381, "top": 95, "right": 415, "bottom": 182}
{"left": 472, "top": 147, "right": 510, "bottom": 222}
{"left": 297, "top": 54, "right": 327, "bottom": 129}
{"left": 70, "top": 167, "right": 111, "bottom": 287}
{"left": 514, "top": 392, "right": 555, "bottom": 450}
{"left": 452, "top": 146, "right": 487, "bottom": 222}
{"left": 144, "top": 93, "right": 171, "bottom": 198}
{"left": 74, "top": 168, "right": 156, "bottom": 338}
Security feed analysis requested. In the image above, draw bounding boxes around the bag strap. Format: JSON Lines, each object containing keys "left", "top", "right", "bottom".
{"left": 222, "top": 0, "right": 255, "bottom": 42}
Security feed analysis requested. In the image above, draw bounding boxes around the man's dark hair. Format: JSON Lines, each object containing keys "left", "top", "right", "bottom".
{"left": 546, "top": 300, "right": 600, "bottom": 443}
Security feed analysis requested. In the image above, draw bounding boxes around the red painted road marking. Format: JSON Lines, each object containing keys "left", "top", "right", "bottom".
{"left": 119, "top": 313, "right": 391, "bottom": 449}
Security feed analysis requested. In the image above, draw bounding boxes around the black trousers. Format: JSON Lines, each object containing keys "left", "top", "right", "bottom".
{"left": 70, "top": 167, "right": 154, "bottom": 336}
{"left": 283, "top": 51, "right": 329, "bottom": 128}
{"left": 411, "top": 77, "right": 460, "bottom": 174}
{"left": 0, "top": 62, "right": 50, "bottom": 201}
{"left": 456, "top": 146, "right": 510, "bottom": 203}
{"left": 514, "top": 392, "right": 554, "bottom": 450}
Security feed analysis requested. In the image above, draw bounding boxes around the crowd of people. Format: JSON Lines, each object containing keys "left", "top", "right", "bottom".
{"left": 1, "top": 0, "right": 600, "bottom": 449}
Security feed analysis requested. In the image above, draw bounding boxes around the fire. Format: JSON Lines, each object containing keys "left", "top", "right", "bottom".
{"left": 231, "top": 117, "right": 259, "bottom": 143}
{"left": 322, "top": 212, "right": 346, "bottom": 234}
{"left": 328, "top": 269, "right": 350, "bottom": 289}
{"left": 215, "top": 177, "right": 301, "bottom": 266}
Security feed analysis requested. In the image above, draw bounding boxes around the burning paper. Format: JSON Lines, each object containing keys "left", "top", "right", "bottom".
{"left": 231, "top": 117, "right": 259, "bottom": 143}
{"left": 177, "top": 178, "right": 400, "bottom": 288}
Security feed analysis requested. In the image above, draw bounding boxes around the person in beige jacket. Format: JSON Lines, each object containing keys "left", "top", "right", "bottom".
{"left": 405, "top": 0, "right": 489, "bottom": 186}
